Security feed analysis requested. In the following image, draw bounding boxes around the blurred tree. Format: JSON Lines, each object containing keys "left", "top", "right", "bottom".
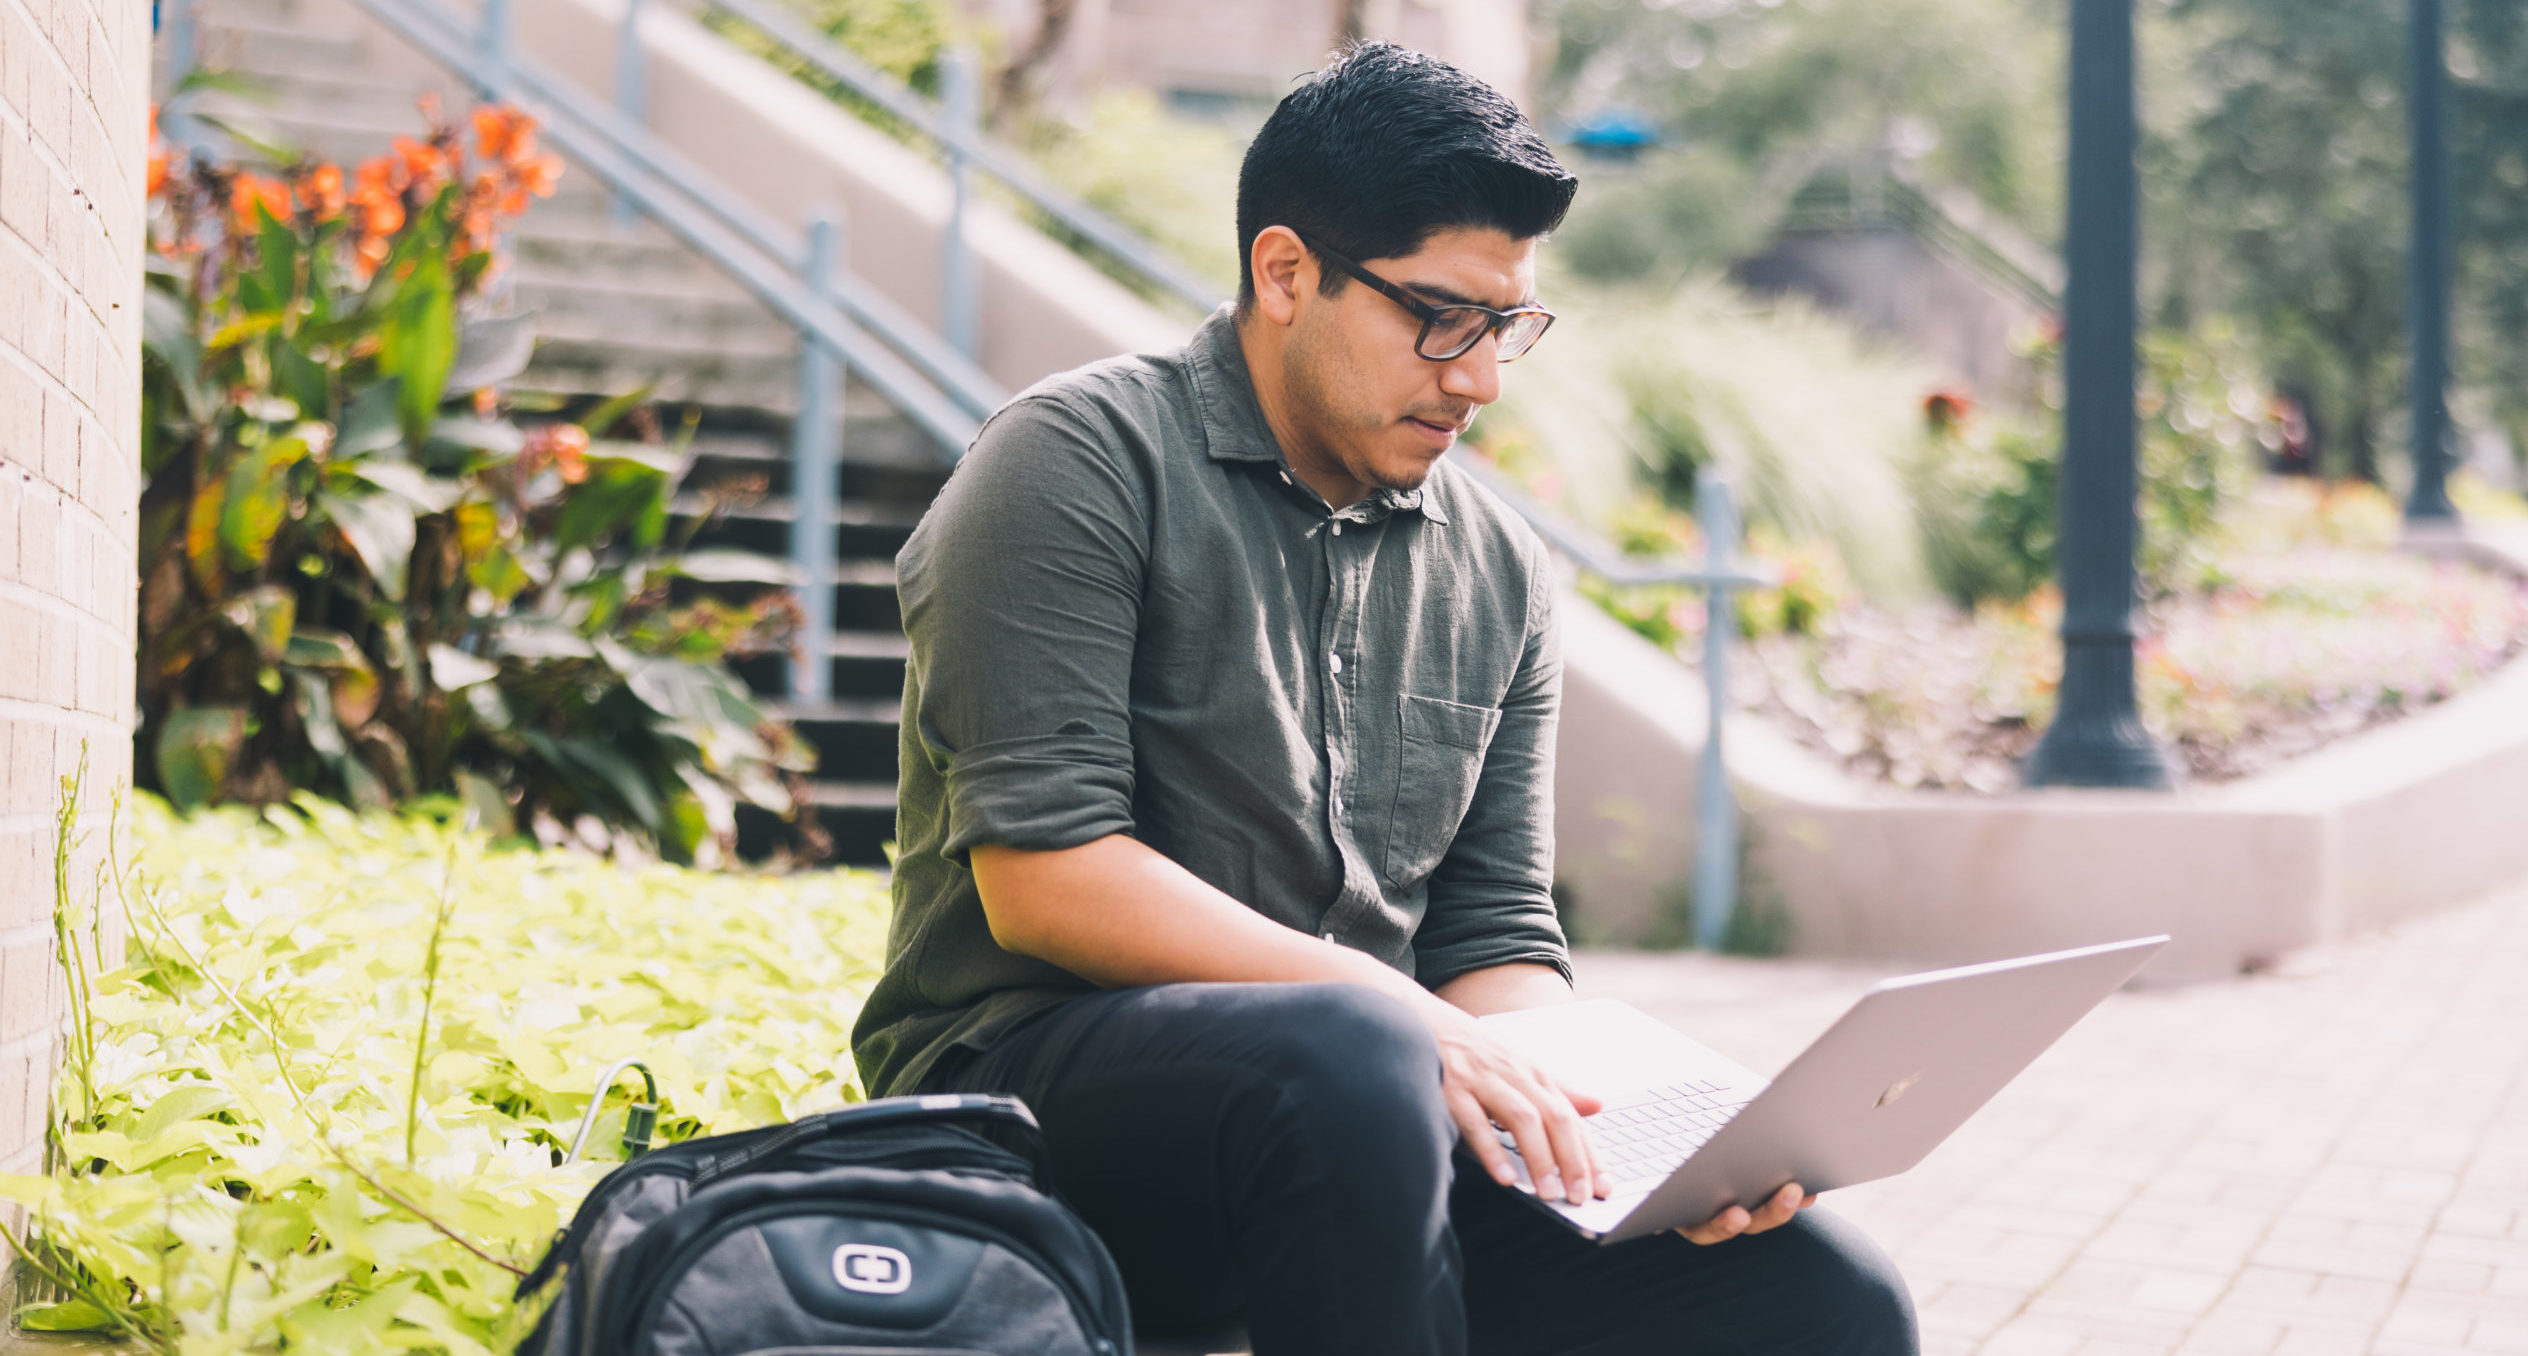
{"left": 1537, "top": 0, "right": 2066, "bottom": 281}
{"left": 2150, "top": 0, "right": 2528, "bottom": 483}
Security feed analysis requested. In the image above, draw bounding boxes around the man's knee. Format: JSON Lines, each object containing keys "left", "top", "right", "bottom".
{"left": 1774, "top": 1210, "right": 1918, "bottom": 1355}
{"left": 1232, "top": 983, "right": 1453, "bottom": 1159}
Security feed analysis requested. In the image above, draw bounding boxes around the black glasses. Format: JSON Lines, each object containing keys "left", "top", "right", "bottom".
{"left": 1295, "top": 232, "right": 1556, "bottom": 363}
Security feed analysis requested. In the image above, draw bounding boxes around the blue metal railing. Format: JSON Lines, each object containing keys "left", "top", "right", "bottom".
{"left": 699, "top": 0, "right": 1226, "bottom": 323}
{"left": 1458, "top": 460, "right": 1777, "bottom": 950}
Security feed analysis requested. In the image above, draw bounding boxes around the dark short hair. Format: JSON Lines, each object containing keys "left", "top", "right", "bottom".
{"left": 1235, "top": 43, "right": 1577, "bottom": 304}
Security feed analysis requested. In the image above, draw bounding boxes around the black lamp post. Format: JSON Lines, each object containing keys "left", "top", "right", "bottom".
{"left": 2023, "top": 0, "right": 2180, "bottom": 789}
{"left": 2405, "top": 0, "right": 2458, "bottom": 525}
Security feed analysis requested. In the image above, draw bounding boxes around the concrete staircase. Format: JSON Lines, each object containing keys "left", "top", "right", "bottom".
{"left": 181, "top": 0, "right": 949, "bottom": 863}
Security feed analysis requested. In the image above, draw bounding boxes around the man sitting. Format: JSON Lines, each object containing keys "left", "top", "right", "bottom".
{"left": 851, "top": 42, "right": 1917, "bottom": 1355}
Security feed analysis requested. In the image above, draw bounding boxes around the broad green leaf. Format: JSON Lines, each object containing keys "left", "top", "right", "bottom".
{"left": 143, "top": 284, "right": 212, "bottom": 420}
{"left": 221, "top": 585, "right": 297, "bottom": 663}
{"left": 283, "top": 627, "right": 366, "bottom": 670}
{"left": 487, "top": 619, "right": 594, "bottom": 662}
{"left": 184, "top": 472, "right": 228, "bottom": 595}
{"left": 445, "top": 313, "right": 537, "bottom": 395}
{"left": 353, "top": 460, "right": 465, "bottom": 514}
{"left": 576, "top": 385, "right": 656, "bottom": 440}
{"left": 319, "top": 487, "right": 419, "bottom": 601}
{"left": 274, "top": 336, "right": 330, "bottom": 420}
{"left": 522, "top": 731, "right": 663, "bottom": 831}
{"left": 427, "top": 644, "right": 500, "bottom": 691}
{"left": 128, "top": 1084, "right": 233, "bottom": 1146}
{"left": 206, "top": 312, "right": 282, "bottom": 351}
{"left": 155, "top": 706, "right": 248, "bottom": 808}
{"left": 338, "top": 380, "right": 405, "bottom": 457}
{"left": 377, "top": 251, "right": 456, "bottom": 444}
{"left": 15, "top": 1299, "right": 113, "bottom": 1332}
{"left": 553, "top": 462, "right": 665, "bottom": 557}
{"left": 668, "top": 549, "right": 801, "bottom": 586}
{"left": 424, "top": 413, "right": 527, "bottom": 461}
{"left": 219, "top": 435, "right": 312, "bottom": 570}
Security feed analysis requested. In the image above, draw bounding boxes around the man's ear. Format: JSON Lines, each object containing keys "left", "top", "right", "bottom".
{"left": 1248, "top": 225, "right": 1311, "bottom": 328}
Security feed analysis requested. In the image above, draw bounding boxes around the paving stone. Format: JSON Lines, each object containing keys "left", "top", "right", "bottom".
{"left": 1571, "top": 866, "right": 2528, "bottom": 1355}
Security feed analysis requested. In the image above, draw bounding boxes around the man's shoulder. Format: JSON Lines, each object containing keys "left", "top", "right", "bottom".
{"left": 985, "top": 341, "right": 1197, "bottom": 448}
{"left": 1425, "top": 457, "right": 1552, "bottom": 570}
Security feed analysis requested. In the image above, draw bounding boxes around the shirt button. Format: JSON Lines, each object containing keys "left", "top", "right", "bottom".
{"left": 1331, "top": 521, "right": 1343, "bottom": 536}
{"left": 1329, "top": 652, "right": 1344, "bottom": 675}
{"left": 1279, "top": 470, "right": 1292, "bottom": 484}
{"left": 1322, "top": 930, "right": 1338, "bottom": 942}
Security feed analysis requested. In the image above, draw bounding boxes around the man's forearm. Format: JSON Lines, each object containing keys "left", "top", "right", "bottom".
{"left": 972, "top": 834, "right": 1449, "bottom": 1019}
{"left": 1432, "top": 962, "right": 1575, "bottom": 1017}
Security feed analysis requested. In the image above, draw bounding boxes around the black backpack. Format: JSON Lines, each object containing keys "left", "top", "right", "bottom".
{"left": 515, "top": 1093, "right": 1134, "bottom": 1356}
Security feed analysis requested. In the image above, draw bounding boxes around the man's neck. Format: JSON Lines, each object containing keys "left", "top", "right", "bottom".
{"left": 1234, "top": 314, "right": 1371, "bottom": 510}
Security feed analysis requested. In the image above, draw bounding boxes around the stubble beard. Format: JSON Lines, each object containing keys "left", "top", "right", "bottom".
{"left": 1283, "top": 322, "right": 1443, "bottom": 494}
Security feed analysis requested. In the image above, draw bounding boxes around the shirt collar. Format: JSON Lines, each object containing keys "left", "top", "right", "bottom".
{"left": 1184, "top": 305, "right": 1451, "bottom": 527}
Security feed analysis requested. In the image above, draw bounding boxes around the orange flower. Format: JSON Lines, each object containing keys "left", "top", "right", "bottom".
{"left": 524, "top": 423, "right": 593, "bottom": 484}
{"left": 393, "top": 135, "right": 449, "bottom": 196}
{"left": 518, "top": 150, "right": 563, "bottom": 200}
{"left": 349, "top": 156, "right": 406, "bottom": 237}
{"left": 295, "top": 162, "right": 346, "bottom": 221}
{"left": 230, "top": 172, "right": 292, "bottom": 233}
{"left": 145, "top": 106, "right": 168, "bottom": 199}
{"left": 472, "top": 104, "right": 538, "bottom": 162}
{"left": 353, "top": 231, "right": 392, "bottom": 278}
{"left": 1922, "top": 387, "right": 1976, "bottom": 435}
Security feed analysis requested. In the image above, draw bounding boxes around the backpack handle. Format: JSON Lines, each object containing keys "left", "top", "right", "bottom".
{"left": 689, "top": 1093, "right": 1050, "bottom": 1188}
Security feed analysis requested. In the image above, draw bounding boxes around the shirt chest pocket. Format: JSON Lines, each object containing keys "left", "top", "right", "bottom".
{"left": 1381, "top": 693, "right": 1503, "bottom": 888}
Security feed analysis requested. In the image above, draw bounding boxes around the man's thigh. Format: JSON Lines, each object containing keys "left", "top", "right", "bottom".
{"left": 929, "top": 982, "right": 1457, "bottom": 1338}
{"left": 1449, "top": 1167, "right": 1918, "bottom": 1356}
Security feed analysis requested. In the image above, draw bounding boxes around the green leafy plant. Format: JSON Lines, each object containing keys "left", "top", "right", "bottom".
{"left": 137, "top": 102, "right": 809, "bottom": 863}
{"left": 1912, "top": 323, "right": 2278, "bottom": 606}
{"left": 2, "top": 787, "right": 891, "bottom": 1351}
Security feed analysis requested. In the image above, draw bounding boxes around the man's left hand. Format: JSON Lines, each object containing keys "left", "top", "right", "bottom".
{"left": 1675, "top": 1182, "right": 1817, "bottom": 1245}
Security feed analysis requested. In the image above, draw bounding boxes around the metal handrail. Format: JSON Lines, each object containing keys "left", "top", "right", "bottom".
{"left": 1457, "top": 457, "right": 1776, "bottom": 951}
{"left": 700, "top": 0, "right": 1227, "bottom": 316}
{"left": 343, "top": 0, "right": 999, "bottom": 453}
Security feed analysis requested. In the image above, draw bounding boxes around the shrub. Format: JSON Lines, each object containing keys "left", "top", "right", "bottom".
{"left": 0, "top": 787, "right": 890, "bottom": 1351}
{"left": 1911, "top": 323, "right": 2278, "bottom": 606}
{"left": 137, "top": 102, "right": 807, "bottom": 864}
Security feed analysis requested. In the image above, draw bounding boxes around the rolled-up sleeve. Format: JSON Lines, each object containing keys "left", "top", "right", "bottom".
{"left": 1412, "top": 545, "right": 1571, "bottom": 989}
{"left": 898, "top": 395, "right": 1147, "bottom": 863}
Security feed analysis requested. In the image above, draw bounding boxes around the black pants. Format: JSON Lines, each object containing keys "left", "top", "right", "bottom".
{"left": 926, "top": 982, "right": 1917, "bottom": 1356}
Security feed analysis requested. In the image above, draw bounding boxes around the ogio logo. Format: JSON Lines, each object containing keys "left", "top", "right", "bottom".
{"left": 832, "top": 1243, "right": 912, "bottom": 1294}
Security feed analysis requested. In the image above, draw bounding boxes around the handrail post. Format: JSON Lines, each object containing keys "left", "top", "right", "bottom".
{"left": 791, "top": 214, "right": 846, "bottom": 702}
{"left": 1692, "top": 470, "right": 1744, "bottom": 951}
{"left": 939, "top": 44, "right": 980, "bottom": 361}
{"left": 610, "top": 0, "right": 649, "bottom": 229}
{"left": 478, "top": 0, "right": 513, "bottom": 93}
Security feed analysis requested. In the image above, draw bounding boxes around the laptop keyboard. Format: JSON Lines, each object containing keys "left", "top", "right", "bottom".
{"left": 1494, "top": 1078, "right": 1753, "bottom": 1195}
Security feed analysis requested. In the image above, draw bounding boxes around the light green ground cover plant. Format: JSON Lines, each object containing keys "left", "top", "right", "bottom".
{"left": 2, "top": 789, "right": 890, "bottom": 1352}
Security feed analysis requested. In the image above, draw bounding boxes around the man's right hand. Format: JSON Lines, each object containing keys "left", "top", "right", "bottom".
{"left": 1424, "top": 1004, "right": 1603, "bottom": 1206}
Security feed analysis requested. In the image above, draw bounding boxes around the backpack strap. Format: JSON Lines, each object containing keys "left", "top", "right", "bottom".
{"left": 688, "top": 1093, "right": 1050, "bottom": 1188}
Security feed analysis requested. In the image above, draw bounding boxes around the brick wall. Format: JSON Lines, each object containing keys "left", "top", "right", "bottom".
{"left": 0, "top": 0, "right": 149, "bottom": 1213}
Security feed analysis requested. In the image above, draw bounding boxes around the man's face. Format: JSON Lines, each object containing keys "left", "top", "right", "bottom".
{"left": 1279, "top": 226, "right": 1538, "bottom": 496}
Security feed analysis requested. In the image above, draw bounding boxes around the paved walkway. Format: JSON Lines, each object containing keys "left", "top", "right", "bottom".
{"left": 1573, "top": 878, "right": 2528, "bottom": 1356}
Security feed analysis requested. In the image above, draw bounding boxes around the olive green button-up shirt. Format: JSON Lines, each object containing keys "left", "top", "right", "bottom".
{"left": 851, "top": 307, "right": 1570, "bottom": 1099}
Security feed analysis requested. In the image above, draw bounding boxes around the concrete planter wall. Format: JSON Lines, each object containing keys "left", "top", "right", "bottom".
{"left": 1553, "top": 580, "right": 2528, "bottom": 983}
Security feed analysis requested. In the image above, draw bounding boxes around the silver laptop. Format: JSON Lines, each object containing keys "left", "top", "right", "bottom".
{"left": 1478, "top": 936, "right": 2168, "bottom": 1244}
